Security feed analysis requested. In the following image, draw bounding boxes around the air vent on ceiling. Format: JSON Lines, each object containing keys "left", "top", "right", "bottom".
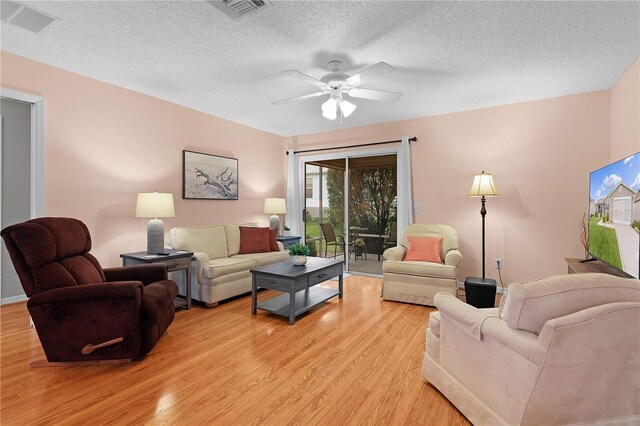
{"left": 1, "top": 1, "right": 59, "bottom": 34}
{"left": 210, "top": 0, "right": 271, "bottom": 19}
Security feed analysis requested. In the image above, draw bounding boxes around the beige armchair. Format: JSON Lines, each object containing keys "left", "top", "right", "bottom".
{"left": 423, "top": 273, "right": 640, "bottom": 425}
{"left": 382, "top": 224, "right": 462, "bottom": 306}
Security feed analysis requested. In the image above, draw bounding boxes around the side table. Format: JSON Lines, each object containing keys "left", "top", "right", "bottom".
{"left": 464, "top": 276, "right": 497, "bottom": 308}
{"left": 277, "top": 235, "right": 302, "bottom": 250}
{"left": 120, "top": 250, "right": 194, "bottom": 310}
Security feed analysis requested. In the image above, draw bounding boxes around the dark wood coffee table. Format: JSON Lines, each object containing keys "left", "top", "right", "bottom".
{"left": 250, "top": 257, "right": 343, "bottom": 324}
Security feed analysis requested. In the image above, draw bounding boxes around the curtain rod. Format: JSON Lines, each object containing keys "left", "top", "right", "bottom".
{"left": 286, "top": 136, "right": 417, "bottom": 155}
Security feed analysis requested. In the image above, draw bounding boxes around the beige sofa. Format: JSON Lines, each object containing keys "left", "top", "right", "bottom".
{"left": 382, "top": 224, "right": 462, "bottom": 306}
{"left": 165, "top": 224, "right": 289, "bottom": 307}
{"left": 423, "top": 273, "right": 640, "bottom": 425}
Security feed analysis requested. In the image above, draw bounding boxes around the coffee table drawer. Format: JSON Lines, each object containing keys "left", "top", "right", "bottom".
{"left": 308, "top": 263, "right": 342, "bottom": 287}
{"left": 258, "top": 274, "right": 306, "bottom": 292}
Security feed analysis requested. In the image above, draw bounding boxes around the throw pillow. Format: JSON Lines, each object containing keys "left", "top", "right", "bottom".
{"left": 404, "top": 236, "right": 443, "bottom": 263}
{"left": 239, "top": 226, "right": 271, "bottom": 254}
{"left": 269, "top": 227, "right": 279, "bottom": 251}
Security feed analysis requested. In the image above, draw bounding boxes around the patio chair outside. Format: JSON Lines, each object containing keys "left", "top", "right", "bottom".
{"left": 320, "top": 222, "right": 346, "bottom": 259}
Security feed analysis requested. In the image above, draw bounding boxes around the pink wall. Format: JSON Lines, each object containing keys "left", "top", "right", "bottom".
{"left": 1, "top": 52, "right": 286, "bottom": 267}
{"left": 290, "top": 92, "right": 611, "bottom": 284}
{"left": 610, "top": 58, "right": 640, "bottom": 160}
{"left": 2, "top": 50, "right": 635, "bottom": 285}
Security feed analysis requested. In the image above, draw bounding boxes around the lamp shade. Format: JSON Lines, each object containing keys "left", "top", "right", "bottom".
{"left": 339, "top": 99, "right": 356, "bottom": 117}
{"left": 321, "top": 97, "right": 338, "bottom": 120}
{"left": 263, "top": 198, "right": 286, "bottom": 214}
{"left": 135, "top": 192, "right": 175, "bottom": 218}
{"left": 468, "top": 171, "right": 499, "bottom": 197}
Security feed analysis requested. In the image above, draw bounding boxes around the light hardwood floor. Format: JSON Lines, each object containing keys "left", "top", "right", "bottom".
{"left": 0, "top": 275, "right": 469, "bottom": 425}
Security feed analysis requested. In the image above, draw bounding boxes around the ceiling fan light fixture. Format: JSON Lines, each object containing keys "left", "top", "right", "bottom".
{"left": 321, "top": 97, "right": 337, "bottom": 120}
{"left": 339, "top": 99, "right": 356, "bottom": 118}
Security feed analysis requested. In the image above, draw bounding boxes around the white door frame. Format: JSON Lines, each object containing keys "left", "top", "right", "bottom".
{"left": 1, "top": 88, "right": 45, "bottom": 218}
{"left": 1, "top": 88, "right": 45, "bottom": 305}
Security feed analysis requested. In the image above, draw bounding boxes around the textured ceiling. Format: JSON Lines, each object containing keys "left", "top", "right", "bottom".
{"left": 1, "top": 1, "right": 639, "bottom": 137}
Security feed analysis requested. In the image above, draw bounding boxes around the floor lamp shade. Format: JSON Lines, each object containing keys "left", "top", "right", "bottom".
{"left": 136, "top": 192, "right": 175, "bottom": 254}
{"left": 263, "top": 197, "right": 286, "bottom": 233}
{"left": 465, "top": 171, "right": 499, "bottom": 308}
{"left": 468, "top": 171, "right": 499, "bottom": 198}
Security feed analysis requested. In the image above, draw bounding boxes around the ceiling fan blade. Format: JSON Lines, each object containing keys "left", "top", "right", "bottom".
{"left": 347, "top": 88, "right": 402, "bottom": 103}
{"left": 282, "top": 70, "right": 327, "bottom": 89}
{"left": 271, "top": 92, "right": 326, "bottom": 105}
{"left": 345, "top": 62, "right": 396, "bottom": 87}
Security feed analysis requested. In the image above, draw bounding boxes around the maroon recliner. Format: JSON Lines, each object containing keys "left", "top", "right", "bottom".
{"left": 1, "top": 217, "right": 178, "bottom": 362}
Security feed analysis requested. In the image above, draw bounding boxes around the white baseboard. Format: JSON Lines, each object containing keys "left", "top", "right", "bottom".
{"left": 1, "top": 294, "right": 27, "bottom": 305}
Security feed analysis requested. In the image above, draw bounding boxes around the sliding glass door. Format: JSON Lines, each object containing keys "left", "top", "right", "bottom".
{"left": 303, "top": 154, "right": 397, "bottom": 275}
{"left": 304, "top": 160, "right": 345, "bottom": 259}
{"left": 347, "top": 155, "right": 397, "bottom": 274}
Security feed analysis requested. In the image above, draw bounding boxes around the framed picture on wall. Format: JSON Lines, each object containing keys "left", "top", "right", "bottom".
{"left": 182, "top": 150, "right": 238, "bottom": 200}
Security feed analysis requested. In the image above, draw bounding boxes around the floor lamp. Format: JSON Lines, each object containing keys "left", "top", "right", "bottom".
{"left": 465, "top": 171, "right": 499, "bottom": 308}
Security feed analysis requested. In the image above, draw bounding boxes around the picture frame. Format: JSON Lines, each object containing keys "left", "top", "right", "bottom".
{"left": 182, "top": 150, "right": 238, "bottom": 200}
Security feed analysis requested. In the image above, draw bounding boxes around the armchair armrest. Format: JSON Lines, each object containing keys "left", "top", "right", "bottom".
{"left": 26, "top": 282, "right": 144, "bottom": 362}
{"left": 434, "top": 292, "right": 498, "bottom": 340}
{"left": 383, "top": 246, "right": 406, "bottom": 261}
{"left": 436, "top": 292, "right": 546, "bottom": 364}
{"left": 28, "top": 281, "right": 144, "bottom": 305}
{"left": 444, "top": 249, "right": 462, "bottom": 267}
{"left": 104, "top": 264, "right": 168, "bottom": 285}
{"left": 277, "top": 241, "right": 285, "bottom": 251}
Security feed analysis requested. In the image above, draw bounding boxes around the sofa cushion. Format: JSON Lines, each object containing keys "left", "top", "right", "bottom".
{"left": 202, "top": 257, "right": 256, "bottom": 279}
{"left": 500, "top": 273, "right": 640, "bottom": 335}
{"left": 405, "top": 236, "right": 443, "bottom": 263}
{"left": 383, "top": 260, "right": 457, "bottom": 279}
{"left": 239, "top": 227, "right": 270, "bottom": 254}
{"left": 234, "top": 251, "right": 289, "bottom": 267}
{"left": 174, "top": 225, "right": 228, "bottom": 260}
{"left": 225, "top": 222, "right": 259, "bottom": 256}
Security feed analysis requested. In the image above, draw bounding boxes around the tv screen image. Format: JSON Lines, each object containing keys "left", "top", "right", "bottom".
{"left": 588, "top": 152, "right": 640, "bottom": 278}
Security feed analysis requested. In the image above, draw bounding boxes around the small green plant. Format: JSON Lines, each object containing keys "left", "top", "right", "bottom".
{"left": 288, "top": 243, "right": 310, "bottom": 256}
{"left": 283, "top": 225, "right": 290, "bottom": 231}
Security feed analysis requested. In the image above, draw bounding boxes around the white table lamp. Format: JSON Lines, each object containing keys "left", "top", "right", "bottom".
{"left": 136, "top": 192, "right": 175, "bottom": 254}
{"left": 263, "top": 198, "right": 286, "bottom": 234}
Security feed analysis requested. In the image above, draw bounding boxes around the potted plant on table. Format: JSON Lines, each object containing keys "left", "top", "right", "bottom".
{"left": 288, "top": 243, "right": 311, "bottom": 266}
{"left": 283, "top": 225, "right": 291, "bottom": 236}
{"left": 353, "top": 238, "right": 366, "bottom": 258}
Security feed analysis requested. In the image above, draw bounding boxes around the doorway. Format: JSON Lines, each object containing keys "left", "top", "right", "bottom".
{"left": 303, "top": 153, "right": 398, "bottom": 275}
{"left": 1, "top": 89, "right": 44, "bottom": 303}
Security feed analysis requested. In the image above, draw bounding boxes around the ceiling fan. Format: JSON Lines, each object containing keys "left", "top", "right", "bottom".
{"left": 272, "top": 60, "right": 402, "bottom": 121}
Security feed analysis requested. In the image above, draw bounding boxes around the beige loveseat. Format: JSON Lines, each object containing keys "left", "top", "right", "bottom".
{"left": 165, "top": 224, "right": 289, "bottom": 307}
{"left": 382, "top": 224, "right": 462, "bottom": 306}
{"left": 423, "top": 273, "right": 640, "bottom": 425}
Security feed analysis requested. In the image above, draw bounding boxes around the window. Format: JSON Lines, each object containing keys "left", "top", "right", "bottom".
{"left": 306, "top": 177, "right": 313, "bottom": 198}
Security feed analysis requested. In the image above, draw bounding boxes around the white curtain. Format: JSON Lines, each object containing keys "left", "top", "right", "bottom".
{"left": 396, "top": 136, "right": 413, "bottom": 235}
{"left": 286, "top": 151, "right": 303, "bottom": 238}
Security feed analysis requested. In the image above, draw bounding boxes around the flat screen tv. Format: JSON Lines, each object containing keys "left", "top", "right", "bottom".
{"left": 588, "top": 152, "right": 640, "bottom": 279}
